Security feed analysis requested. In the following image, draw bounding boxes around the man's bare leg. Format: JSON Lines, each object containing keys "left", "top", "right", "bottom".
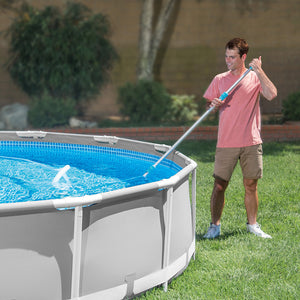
{"left": 243, "top": 178, "right": 258, "bottom": 225}
{"left": 211, "top": 178, "right": 229, "bottom": 225}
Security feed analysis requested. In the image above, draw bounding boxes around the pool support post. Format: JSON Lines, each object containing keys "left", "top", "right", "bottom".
{"left": 71, "top": 205, "right": 83, "bottom": 298}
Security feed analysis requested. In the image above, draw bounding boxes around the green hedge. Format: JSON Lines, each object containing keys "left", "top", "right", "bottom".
{"left": 118, "top": 80, "right": 172, "bottom": 123}
{"left": 28, "top": 93, "right": 76, "bottom": 128}
{"left": 282, "top": 91, "right": 300, "bottom": 121}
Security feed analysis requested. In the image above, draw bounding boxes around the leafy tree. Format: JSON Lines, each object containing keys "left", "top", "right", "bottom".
{"left": 5, "top": 1, "right": 118, "bottom": 126}
{"left": 118, "top": 0, "right": 179, "bottom": 124}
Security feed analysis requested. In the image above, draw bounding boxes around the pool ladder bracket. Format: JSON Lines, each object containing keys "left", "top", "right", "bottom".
{"left": 94, "top": 135, "right": 118, "bottom": 145}
{"left": 154, "top": 144, "right": 170, "bottom": 154}
{"left": 16, "top": 131, "right": 47, "bottom": 139}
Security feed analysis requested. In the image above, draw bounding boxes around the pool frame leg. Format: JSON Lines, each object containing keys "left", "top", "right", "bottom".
{"left": 71, "top": 205, "right": 83, "bottom": 298}
{"left": 192, "top": 169, "right": 197, "bottom": 260}
{"left": 162, "top": 187, "right": 174, "bottom": 292}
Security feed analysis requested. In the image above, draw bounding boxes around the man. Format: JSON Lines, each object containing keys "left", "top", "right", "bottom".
{"left": 203, "top": 38, "right": 277, "bottom": 239}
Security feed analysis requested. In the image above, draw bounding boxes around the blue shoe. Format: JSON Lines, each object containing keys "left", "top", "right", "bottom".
{"left": 203, "top": 223, "right": 221, "bottom": 239}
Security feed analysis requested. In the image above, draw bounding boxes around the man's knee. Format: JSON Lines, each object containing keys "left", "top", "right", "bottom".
{"left": 243, "top": 178, "right": 258, "bottom": 193}
{"left": 214, "top": 178, "right": 228, "bottom": 193}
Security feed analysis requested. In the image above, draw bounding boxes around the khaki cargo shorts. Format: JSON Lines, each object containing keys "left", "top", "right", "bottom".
{"left": 213, "top": 144, "right": 263, "bottom": 182}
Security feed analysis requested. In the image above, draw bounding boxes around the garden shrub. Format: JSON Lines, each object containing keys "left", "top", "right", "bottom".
{"left": 118, "top": 80, "right": 172, "bottom": 123}
{"left": 6, "top": 2, "right": 118, "bottom": 126}
{"left": 167, "top": 94, "right": 198, "bottom": 123}
{"left": 28, "top": 93, "right": 76, "bottom": 128}
{"left": 282, "top": 91, "right": 300, "bottom": 121}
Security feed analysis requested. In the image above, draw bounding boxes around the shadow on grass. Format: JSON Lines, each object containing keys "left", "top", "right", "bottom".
{"left": 196, "top": 229, "right": 245, "bottom": 241}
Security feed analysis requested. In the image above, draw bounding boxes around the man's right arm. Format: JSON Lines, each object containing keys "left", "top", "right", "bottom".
{"left": 249, "top": 56, "right": 277, "bottom": 101}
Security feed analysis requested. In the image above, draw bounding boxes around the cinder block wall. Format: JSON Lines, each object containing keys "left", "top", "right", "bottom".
{"left": 0, "top": 0, "right": 299, "bottom": 121}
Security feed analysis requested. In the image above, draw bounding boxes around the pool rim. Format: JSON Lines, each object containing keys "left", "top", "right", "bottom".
{"left": 0, "top": 131, "right": 197, "bottom": 214}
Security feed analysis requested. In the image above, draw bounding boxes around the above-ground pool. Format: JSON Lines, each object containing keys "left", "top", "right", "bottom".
{"left": 0, "top": 131, "right": 197, "bottom": 300}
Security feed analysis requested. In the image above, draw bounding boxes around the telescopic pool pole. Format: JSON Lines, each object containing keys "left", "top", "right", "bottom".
{"left": 143, "top": 67, "right": 253, "bottom": 177}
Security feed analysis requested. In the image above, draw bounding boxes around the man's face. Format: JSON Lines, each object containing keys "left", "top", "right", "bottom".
{"left": 225, "top": 47, "right": 245, "bottom": 72}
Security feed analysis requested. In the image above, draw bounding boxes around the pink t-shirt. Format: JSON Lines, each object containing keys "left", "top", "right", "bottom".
{"left": 203, "top": 70, "right": 262, "bottom": 148}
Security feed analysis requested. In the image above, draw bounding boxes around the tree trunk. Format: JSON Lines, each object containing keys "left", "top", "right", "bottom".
{"left": 0, "top": 0, "right": 19, "bottom": 11}
{"left": 137, "top": 0, "right": 177, "bottom": 81}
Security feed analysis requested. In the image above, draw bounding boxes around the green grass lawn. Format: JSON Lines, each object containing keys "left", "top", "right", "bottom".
{"left": 137, "top": 140, "right": 299, "bottom": 300}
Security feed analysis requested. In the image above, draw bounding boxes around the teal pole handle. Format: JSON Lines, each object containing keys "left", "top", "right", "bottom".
{"left": 220, "top": 92, "right": 228, "bottom": 101}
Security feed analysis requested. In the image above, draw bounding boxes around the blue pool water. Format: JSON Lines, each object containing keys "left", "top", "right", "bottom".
{"left": 0, "top": 141, "right": 181, "bottom": 204}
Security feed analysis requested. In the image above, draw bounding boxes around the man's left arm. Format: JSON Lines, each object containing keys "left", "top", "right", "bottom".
{"left": 249, "top": 56, "right": 277, "bottom": 101}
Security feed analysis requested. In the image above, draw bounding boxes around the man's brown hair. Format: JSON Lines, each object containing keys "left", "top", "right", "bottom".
{"left": 226, "top": 38, "right": 249, "bottom": 57}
